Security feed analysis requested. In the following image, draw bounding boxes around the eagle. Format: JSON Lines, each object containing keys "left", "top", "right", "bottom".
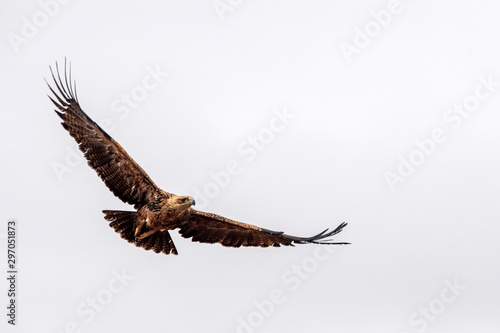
{"left": 47, "top": 61, "right": 349, "bottom": 255}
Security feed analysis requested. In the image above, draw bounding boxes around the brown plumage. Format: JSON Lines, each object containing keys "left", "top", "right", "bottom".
{"left": 47, "top": 61, "right": 349, "bottom": 255}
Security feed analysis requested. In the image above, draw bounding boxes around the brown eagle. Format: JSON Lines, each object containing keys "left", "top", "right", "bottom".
{"left": 47, "top": 62, "right": 349, "bottom": 255}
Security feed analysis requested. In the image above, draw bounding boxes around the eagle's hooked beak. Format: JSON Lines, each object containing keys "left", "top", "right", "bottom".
{"left": 190, "top": 197, "right": 196, "bottom": 206}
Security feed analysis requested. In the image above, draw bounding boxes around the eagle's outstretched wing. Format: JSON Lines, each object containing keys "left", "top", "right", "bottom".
{"left": 47, "top": 62, "right": 163, "bottom": 209}
{"left": 179, "top": 210, "right": 349, "bottom": 248}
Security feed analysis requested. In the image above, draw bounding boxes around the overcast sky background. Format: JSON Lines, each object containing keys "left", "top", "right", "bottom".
{"left": 1, "top": 0, "right": 500, "bottom": 332}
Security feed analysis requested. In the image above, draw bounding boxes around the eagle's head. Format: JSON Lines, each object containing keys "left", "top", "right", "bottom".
{"left": 172, "top": 195, "right": 196, "bottom": 210}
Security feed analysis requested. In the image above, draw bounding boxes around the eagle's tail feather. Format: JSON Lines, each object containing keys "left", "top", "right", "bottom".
{"left": 103, "top": 210, "right": 137, "bottom": 243}
{"left": 102, "top": 210, "right": 178, "bottom": 255}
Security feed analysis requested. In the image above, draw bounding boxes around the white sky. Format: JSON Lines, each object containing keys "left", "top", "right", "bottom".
{"left": 1, "top": 0, "right": 500, "bottom": 332}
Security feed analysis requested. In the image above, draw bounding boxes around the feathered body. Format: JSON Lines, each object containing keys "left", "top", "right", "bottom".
{"left": 47, "top": 61, "right": 349, "bottom": 255}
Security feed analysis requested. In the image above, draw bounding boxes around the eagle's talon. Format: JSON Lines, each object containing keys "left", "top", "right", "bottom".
{"left": 134, "top": 225, "right": 142, "bottom": 238}
{"left": 136, "top": 230, "right": 156, "bottom": 240}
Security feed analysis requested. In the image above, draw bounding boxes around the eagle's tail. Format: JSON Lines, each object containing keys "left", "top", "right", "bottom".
{"left": 103, "top": 210, "right": 137, "bottom": 243}
{"left": 102, "top": 210, "right": 178, "bottom": 255}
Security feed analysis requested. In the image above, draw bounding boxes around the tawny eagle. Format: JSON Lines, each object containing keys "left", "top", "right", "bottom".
{"left": 47, "top": 62, "right": 349, "bottom": 255}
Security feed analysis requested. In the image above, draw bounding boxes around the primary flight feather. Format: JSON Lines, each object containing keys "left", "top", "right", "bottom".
{"left": 47, "top": 61, "right": 349, "bottom": 255}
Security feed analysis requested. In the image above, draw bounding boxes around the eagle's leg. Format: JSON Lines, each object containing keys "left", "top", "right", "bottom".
{"left": 136, "top": 229, "right": 157, "bottom": 240}
{"left": 134, "top": 223, "right": 144, "bottom": 238}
